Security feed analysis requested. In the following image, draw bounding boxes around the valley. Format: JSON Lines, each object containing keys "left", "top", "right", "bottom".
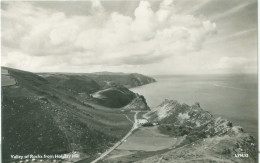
{"left": 1, "top": 67, "right": 257, "bottom": 163}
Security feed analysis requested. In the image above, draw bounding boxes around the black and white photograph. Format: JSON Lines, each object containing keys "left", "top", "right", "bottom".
{"left": 1, "top": 0, "right": 258, "bottom": 162}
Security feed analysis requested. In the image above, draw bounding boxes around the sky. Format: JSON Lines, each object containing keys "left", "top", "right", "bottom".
{"left": 1, "top": 0, "right": 257, "bottom": 75}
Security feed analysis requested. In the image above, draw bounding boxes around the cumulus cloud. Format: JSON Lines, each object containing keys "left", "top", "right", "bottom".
{"left": 2, "top": 0, "right": 217, "bottom": 71}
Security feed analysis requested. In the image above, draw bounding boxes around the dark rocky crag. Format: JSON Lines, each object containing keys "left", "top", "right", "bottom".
{"left": 123, "top": 94, "right": 150, "bottom": 111}
{"left": 139, "top": 99, "right": 257, "bottom": 163}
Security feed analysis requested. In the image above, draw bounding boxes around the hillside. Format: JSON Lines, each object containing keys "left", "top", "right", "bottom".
{"left": 38, "top": 72, "right": 156, "bottom": 89}
{"left": 1, "top": 67, "right": 153, "bottom": 162}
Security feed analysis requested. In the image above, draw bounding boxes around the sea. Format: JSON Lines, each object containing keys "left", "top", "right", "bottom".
{"left": 131, "top": 74, "right": 258, "bottom": 139}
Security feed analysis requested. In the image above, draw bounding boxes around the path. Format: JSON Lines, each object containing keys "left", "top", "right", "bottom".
{"left": 90, "top": 111, "right": 139, "bottom": 163}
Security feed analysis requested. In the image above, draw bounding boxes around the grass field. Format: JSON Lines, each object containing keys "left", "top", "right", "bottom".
{"left": 102, "top": 126, "right": 185, "bottom": 162}
{"left": 117, "top": 126, "right": 183, "bottom": 151}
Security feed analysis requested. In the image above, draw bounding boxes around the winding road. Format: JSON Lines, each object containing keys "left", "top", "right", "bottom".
{"left": 90, "top": 111, "right": 140, "bottom": 163}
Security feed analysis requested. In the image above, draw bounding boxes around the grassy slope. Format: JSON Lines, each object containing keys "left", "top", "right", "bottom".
{"left": 2, "top": 67, "right": 135, "bottom": 162}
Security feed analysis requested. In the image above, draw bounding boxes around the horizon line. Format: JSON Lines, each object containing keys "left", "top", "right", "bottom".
{"left": 1, "top": 66, "right": 257, "bottom": 76}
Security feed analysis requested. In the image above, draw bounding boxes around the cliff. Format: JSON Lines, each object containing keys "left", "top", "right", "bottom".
{"left": 85, "top": 72, "right": 156, "bottom": 88}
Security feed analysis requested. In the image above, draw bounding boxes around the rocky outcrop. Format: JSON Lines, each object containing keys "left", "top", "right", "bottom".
{"left": 123, "top": 94, "right": 150, "bottom": 111}
{"left": 140, "top": 99, "right": 257, "bottom": 163}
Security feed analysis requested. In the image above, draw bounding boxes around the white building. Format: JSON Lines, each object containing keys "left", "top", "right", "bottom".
{"left": 137, "top": 119, "right": 148, "bottom": 125}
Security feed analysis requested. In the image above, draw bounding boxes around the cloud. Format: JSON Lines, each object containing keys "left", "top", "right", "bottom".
{"left": 216, "top": 56, "right": 257, "bottom": 73}
{"left": 2, "top": 0, "right": 217, "bottom": 71}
